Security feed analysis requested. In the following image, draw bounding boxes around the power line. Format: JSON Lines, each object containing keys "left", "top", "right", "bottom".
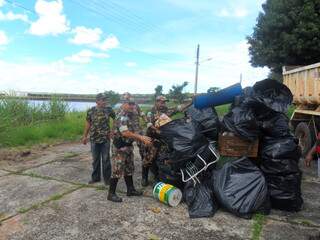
{"left": 4, "top": 0, "right": 187, "bottom": 63}
{"left": 97, "top": 0, "right": 161, "bottom": 33}
{"left": 67, "top": 0, "right": 180, "bottom": 62}
{"left": 4, "top": 0, "right": 37, "bottom": 15}
{"left": 89, "top": 0, "right": 156, "bottom": 33}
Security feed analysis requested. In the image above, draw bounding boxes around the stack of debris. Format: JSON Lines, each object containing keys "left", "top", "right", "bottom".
{"left": 154, "top": 78, "right": 303, "bottom": 219}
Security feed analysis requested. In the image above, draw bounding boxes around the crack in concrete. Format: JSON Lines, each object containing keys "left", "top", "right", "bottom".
{"left": 0, "top": 186, "right": 83, "bottom": 224}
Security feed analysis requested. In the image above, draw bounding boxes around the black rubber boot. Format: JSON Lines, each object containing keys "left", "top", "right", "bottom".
{"left": 141, "top": 166, "right": 149, "bottom": 187}
{"left": 125, "top": 176, "right": 143, "bottom": 196}
{"left": 107, "top": 178, "right": 122, "bottom": 202}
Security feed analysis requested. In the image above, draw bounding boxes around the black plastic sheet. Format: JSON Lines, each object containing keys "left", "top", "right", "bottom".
{"left": 260, "top": 113, "right": 291, "bottom": 138}
{"left": 265, "top": 172, "right": 303, "bottom": 212}
{"left": 212, "top": 157, "right": 270, "bottom": 219}
{"left": 261, "top": 136, "right": 301, "bottom": 161}
{"left": 186, "top": 106, "right": 220, "bottom": 140}
{"left": 222, "top": 105, "right": 260, "bottom": 141}
{"left": 159, "top": 119, "right": 208, "bottom": 166}
{"left": 260, "top": 136, "right": 303, "bottom": 211}
{"left": 184, "top": 181, "right": 218, "bottom": 218}
{"left": 250, "top": 79, "right": 293, "bottom": 114}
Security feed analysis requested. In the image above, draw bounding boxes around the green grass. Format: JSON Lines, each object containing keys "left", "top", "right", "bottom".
{"left": 0, "top": 112, "right": 85, "bottom": 147}
{"left": 251, "top": 214, "right": 266, "bottom": 240}
{"left": 215, "top": 104, "right": 230, "bottom": 116}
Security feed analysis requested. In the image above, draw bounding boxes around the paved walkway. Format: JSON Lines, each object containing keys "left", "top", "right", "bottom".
{"left": 0, "top": 143, "right": 319, "bottom": 240}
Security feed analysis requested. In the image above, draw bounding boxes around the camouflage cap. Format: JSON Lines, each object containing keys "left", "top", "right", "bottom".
{"left": 156, "top": 95, "right": 168, "bottom": 102}
{"left": 128, "top": 97, "right": 135, "bottom": 104}
{"left": 96, "top": 93, "right": 107, "bottom": 101}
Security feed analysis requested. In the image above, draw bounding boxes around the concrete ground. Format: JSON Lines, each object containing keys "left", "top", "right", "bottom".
{"left": 0, "top": 142, "right": 319, "bottom": 240}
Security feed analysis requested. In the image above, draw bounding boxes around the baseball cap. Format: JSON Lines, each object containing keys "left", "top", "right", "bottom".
{"left": 96, "top": 93, "right": 107, "bottom": 101}
{"left": 128, "top": 97, "right": 135, "bottom": 104}
{"left": 156, "top": 95, "right": 168, "bottom": 102}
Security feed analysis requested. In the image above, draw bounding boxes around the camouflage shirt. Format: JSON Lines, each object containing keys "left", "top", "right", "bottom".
{"left": 149, "top": 105, "right": 177, "bottom": 125}
{"left": 113, "top": 109, "right": 136, "bottom": 147}
{"left": 120, "top": 103, "right": 142, "bottom": 133}
{"left": 86, "top": 106, "right": 115, "bottom": 143}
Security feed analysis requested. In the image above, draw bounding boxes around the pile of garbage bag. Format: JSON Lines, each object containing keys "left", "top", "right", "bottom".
{"left": 153, "top": 78, "right": 303, "bottom": 219}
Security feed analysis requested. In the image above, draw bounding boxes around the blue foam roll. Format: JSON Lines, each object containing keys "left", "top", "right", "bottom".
{"left": 193, "top": 83, "right": 242, "bottom": 109}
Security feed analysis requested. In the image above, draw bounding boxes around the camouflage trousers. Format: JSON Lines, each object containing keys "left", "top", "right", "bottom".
{"left": 111, "top": 145, "right": 134, "bottom": 179}
{"left": 141, "top": 144, "right": 158, "bottom": 167}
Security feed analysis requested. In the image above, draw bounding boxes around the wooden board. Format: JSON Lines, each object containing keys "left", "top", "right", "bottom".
{"left": 218, "top": 134, "right": 259, "bottom": 158}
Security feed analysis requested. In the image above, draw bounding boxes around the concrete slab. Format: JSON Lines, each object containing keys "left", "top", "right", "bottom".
{"left": 269, "top": 181, "right": 320, "bottom": 226}
{"left": 0, "top": 175, "right": 76, "bottom": 221}
{"left": 24, "top": 154, "right": 92, "bottom": 184}
{"left": 0, "top": 143, "right": 90, "bottom": 172}
{"left": 261, "top": 219, "right": 320, "bottom": 240}
{"left": 0, "top": 188, "right": 253, "bottom": 240}
{"left": 0, "top": 170, "right": 10, "bottom": 177}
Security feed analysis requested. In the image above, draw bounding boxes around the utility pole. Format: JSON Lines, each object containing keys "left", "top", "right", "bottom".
{"left": 194, "top": 44, "right": 200, "bottom": 95}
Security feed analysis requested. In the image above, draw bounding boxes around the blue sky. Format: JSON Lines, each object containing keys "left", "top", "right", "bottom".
{"left": 0, "top": 0, "right": 268, "bottom": 94}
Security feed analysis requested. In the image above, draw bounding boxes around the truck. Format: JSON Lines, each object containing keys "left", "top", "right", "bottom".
{"left": 283, "top": 62, "right": 320, "bottom": 156}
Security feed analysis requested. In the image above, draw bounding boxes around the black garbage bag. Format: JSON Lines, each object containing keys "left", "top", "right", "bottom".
{"left": 184, "top": 180, "right": 218, "bottom": 218}
{"left": 159, "top": 119, "right": 208, "bottom": 166}
{"left": 260, "top": 113, "right": 291, "bottom": 138}
{"left": 222, "top": 105, "right": 260, "bottom": 141}
{"left": 250, "top": 79, "right": 293, "bottom": 114}
{"left": 156, "top": 151, "right": 183, "bottom": 189}
{"left": 231, "top": 87, "right": 254, "bottom": 108}
{"left": 265, "top": 172, "right": 303, "bottom": 212}
{"left": 212, "top": 157, "right": 270, "bottom": 219}
{"left": 260, "top": 158, "right": 300, "bottom": 175}
{"left": 186, "top": 105, "right": 220, "bottom": 140}
{"left": 261, "top": 136, "right": 301, "bottom": 161}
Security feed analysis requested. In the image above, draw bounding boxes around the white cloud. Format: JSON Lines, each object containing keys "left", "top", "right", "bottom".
{"left": 234, "top": 8, "right": 248, "bottom": 17}
{"left": 29, "top": 0, "right": 69, "bottom": 36}
{"left": 69, "top": 26, "right": 120, "bottom": 51}
{"left": 0, "top": 0, "right": 5, "bottom": 7}
{"left": 0, "top": 11, "right": 29, "bottom": 22}
{"left": 125, "top": 62, "right": 137, "bottom": 67}
{"left": 0, "top": 30, "right": 8, "bottom": 45}
{"left": 0, "top": 40, "right": 268, "bottom": 94}
{"left": 65, "top": 49, "right": 109, "bottom": 64}
{"left": 218, "top": 8, "right": 230, "bottom": 17}
{"left": 97, "top": 35, "right": 120, "bottom": 51}
{"left": 69, "top": 26, "right": 102, "bottom": 45}
{"left": 217, "top": 7, "right": 248, "bottom": 18}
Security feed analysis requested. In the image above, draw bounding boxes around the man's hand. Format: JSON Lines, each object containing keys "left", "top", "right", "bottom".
{"left": 108, "top": 131, "right": 115, "bottom": 139}
{"left": 82, "top": 136, "right": 88, "bottom": 145}
{"left": 305, "top": 154, "right": 313, "bottom": 167}
{"left": 140, "top": 136, "right": 152, "bottom": 146}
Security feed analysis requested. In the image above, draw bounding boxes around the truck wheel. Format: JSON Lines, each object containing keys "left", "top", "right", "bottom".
{"left": 295, "top": 122, "right": 313, "bottom": 156}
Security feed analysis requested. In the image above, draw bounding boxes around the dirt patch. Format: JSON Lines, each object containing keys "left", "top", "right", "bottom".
{"left": 0, "top": 216, "right": 24, "bottom": 240}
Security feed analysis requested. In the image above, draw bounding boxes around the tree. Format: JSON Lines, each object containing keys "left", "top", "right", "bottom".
{"left": 207, "top": 87, "right": 220, "bottom": 94}
{"left": 154, "top": 85, "right": 163, "bottom": 97}
{"left": 168, "top": 81, "right": 189, "bottom": 103}
{"left": 104, "top": 90, "right": 120, "bottom": 106}
{"left": 247, "top": 0, "right": 320, "bottom": 80}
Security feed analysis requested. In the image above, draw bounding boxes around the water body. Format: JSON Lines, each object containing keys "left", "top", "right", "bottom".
{"left": 28, "top": 100, "right": 152, "bottom": 112}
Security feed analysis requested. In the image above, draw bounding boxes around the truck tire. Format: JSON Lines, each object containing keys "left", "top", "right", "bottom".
{"left": 295, "top": 122, "right": 313, "bottom": 156}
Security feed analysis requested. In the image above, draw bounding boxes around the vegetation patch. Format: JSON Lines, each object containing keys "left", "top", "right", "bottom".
{"left": 251, "top": 213, "right": 266, "bottom": 240}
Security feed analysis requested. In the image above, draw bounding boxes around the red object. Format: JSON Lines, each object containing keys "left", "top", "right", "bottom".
{"left": 316, "top": 133, "right": 320, "bottom": 154}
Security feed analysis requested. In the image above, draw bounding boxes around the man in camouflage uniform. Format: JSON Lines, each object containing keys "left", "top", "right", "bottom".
{"left": 141, "top": 95, "right": 179, "bottom": 186}
{"left": 82, "top": 93, "right": 115, "bottom": 185}
{"left": 120, "top": 92, "right": 146, "bottom": 157}
{"left": 108, "top": 99, "right": 152, "bottom": 202}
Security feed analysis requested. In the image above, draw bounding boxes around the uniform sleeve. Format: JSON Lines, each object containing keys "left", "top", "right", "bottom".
{"left": 136, "top": 104, "right": 142, "bottom": 116}
{"left": 86, "top": 109, "right": 92, "bottom": 123}
{"left": 117, "top": 114, "right": 129, "bottom": 133}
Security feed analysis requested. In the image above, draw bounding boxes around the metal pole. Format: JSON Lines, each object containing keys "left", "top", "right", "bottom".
{"left": 194, "top": 44, "right": 200, "bottom": 95}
